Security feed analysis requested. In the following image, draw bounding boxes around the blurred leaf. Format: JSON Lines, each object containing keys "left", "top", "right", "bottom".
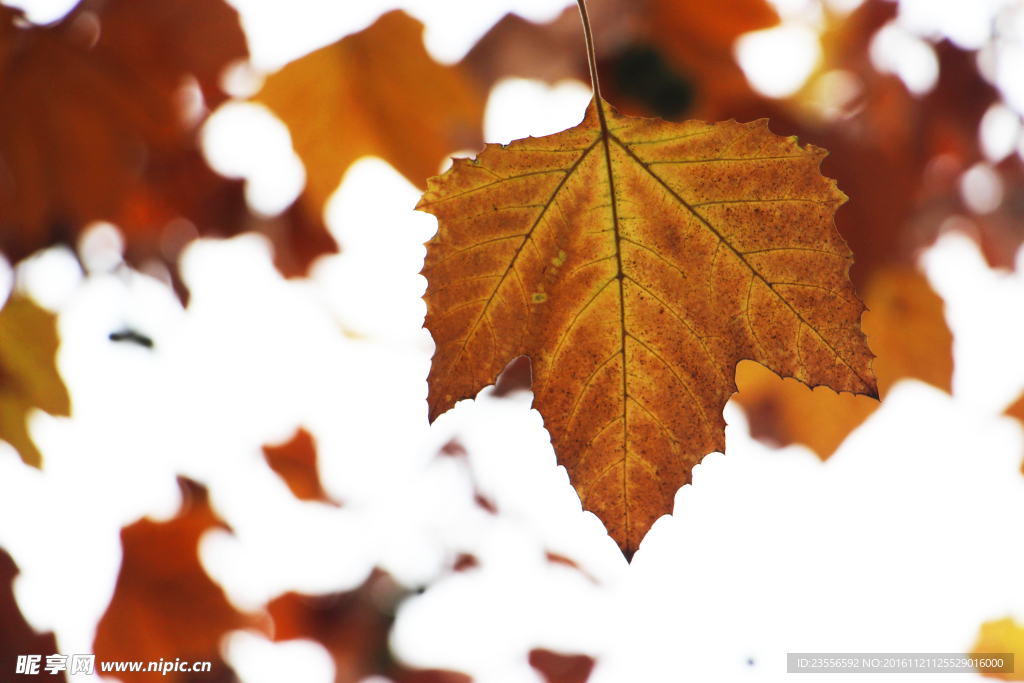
{"left": 729, "top": 0, "right": 1020, "bottom": 285}
{"left": 268, "top": 569, "right": 471, "bottom": 683}
{"left": 461, "top": 0, "right": 777, "bottom": 121}
{"left": 0, "top": 547, "right": 65, "bottom": 681}
{"left": 0, "top": 0, "right": 332, "bottom": 287}
{"left": 642, "top": 0, "right": 777, "bottom": 118}
{"left": 733, "top": 268, "right": 952, "bottom": 459}
{"left": 734, "top": 360, "right": 879, "bottom": 459}
{"left": 262, "top": 427, "right": 336, "bottom": 504}
{"left": 255, "top": 10, "right": 485, "bottom": 225}
{"left": 528, "top": 649, "right": 595, "bottom": 683}
{"left": 0, "top": 294, "right": 70, "bottom": 467}
{"left": 861, "top": 268, "right": 953, "bottom": 396}
{"left": 1003, "top": 391, "right": 1024, "bottom": 477}
{"left": 418, "top": 97, "right": 875, "bottom": 556}
{"left": 972, "top": 617, "right": 1024, "bottom": 681}
{"left": 0, "top": 0, "right": 239, "bottom": 261}
{"left": 93, "top": 478, "right": 262, "bottom": 683}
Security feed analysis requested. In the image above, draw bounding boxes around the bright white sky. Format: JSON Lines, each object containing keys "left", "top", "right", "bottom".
{"left": 2, "top": 1, "right": 1024, "bottom": 682}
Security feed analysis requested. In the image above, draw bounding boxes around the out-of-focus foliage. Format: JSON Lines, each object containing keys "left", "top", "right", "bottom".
{"left": 268, "top": 570, "right": 471, "bottom": 683}
{"left": 93, "top": 478, "right": 262, "bottom": 683}
{"left": 0, "top": 294, "right": 69, "bottom": 467}
{"left": 255, "top": 10, "right": 485, "bottom": 225}
{"left": 1, "top": 548, "right": 64, "bottom": 681}
{"left": 261, "top": 427, "right": 337, "bottom": 504}
{"left": 0, "top": 0, "right": 333, "bottom": 289}
{"left": 528, "top": 649, "right": 596, "bottom": 683}
{"left": 972, "top": 616, "right": 1024, "bottom": 681}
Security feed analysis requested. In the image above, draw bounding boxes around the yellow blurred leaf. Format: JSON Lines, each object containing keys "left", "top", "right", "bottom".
{"left": 972, "top": 617, "right": 1024, "bottom": 681}
{"left": 0, "top": 294, "right": 70, "bottom": 467}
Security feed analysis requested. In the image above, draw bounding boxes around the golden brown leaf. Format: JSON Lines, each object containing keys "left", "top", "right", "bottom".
{"left": 262, "top": 428, "right": 336, "bottom": 504}
{"left": 255, "top": 10, "right": 485, "bottom": 224}
{"left": 418, "top": 97, "right": 876, "bottom": 555}
{"left": 734, "top": 268, "right": 952, "bottom": 459}
{"left": 971, "top": 617, "right": 1024, "bottom": 681}
{"left": 0, "top": 295, "right": 70, "bottom": 467}
{"left": 1, "top": 547, "right": 64, "bottom": 681}
{"left": 93, "top": 478, "right": 261, "bottom": 683}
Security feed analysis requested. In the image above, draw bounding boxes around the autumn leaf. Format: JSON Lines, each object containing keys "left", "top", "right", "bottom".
{"left": 418, "top": 94, "right": 876, "bottom": 556}
{"left": 262, "top": 427, "right": 337, "bottom": 504}
{"left": 0, "top": 295, "right": 70, "bottom": 467}
{"left": 733, "top": 267, "right": 952, "bottom": 459}
{"left": 255, "top": 10, "right": 484, "bottom": 226}
{"left": 971, "top": 617, "right": 1024, "bottom": 681}
{"left": 0, "top": 547, "right": 65, "bottom": 681}
{"left": 93, "top": 477, "right": 263, "bottom": 683}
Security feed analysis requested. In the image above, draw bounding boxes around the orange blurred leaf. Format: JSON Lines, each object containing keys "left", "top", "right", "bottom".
{"left": 734, "top": 360, "right": 878, "bottom": 459}
{"left": 255, "top": 10, "right": 485, "bottom": 225}
{"left": 734, "top": 268, "right": 952, "bottom": 459}
{"left": 0, "top": 295, "right": 70, "bottom": 467}
{"left": 262, "top": 428, "right": 336, "bottom": 505}
{"left": 1003, "top": 391, "right": 1024, "bottom": 477}
{"left": 93, "top": 478, "right": 262, "bottom": 682}
{"left": 418, "top": 96, "right": 875, "bottom": 556}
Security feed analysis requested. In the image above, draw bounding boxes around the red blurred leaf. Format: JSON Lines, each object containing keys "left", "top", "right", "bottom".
{"left": 0, "top": 0, "right": 335, "bottom": 285}
{"left": 0, "top": 547, "right": 65, "bottom": 681}
{"left": 93, "top": 477, "right": 262, "bottom": 682}
{"left": 268, "top": 569, "right": 471, "bottom": 683}
{"left": 528, "top": 648, "right": 596, "bottom": 683}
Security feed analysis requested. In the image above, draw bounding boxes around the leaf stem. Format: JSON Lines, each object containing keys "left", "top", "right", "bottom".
{"left": 576, "top": 0, "right": 602, "bottom": 103}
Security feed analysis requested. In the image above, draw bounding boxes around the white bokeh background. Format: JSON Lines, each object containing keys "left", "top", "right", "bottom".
{"left": 1, "top": 0, "right": 1024, "bottom": 681}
